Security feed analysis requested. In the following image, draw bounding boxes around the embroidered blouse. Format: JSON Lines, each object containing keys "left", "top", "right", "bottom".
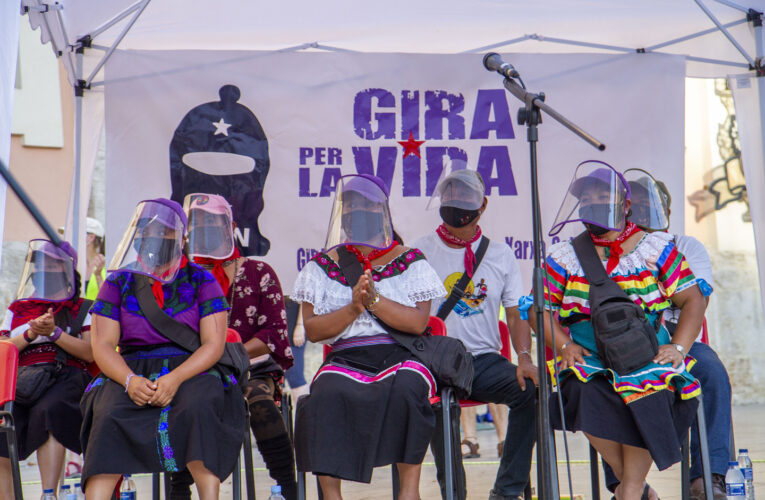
{"left": 227, "top": 259, "right": 293, "bottom": 370}
{"left": 291, "top": 248, "right": 446, "bottom": 345}
{"left": 543, "top": 231, "right": 698, "bottom": 323}
{"left": 91, "top": 262, "right": 229, "bottom": 347}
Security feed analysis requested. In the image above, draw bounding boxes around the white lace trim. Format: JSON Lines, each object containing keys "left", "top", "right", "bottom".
{"left": 290, "top": 258, "right": 446, "bottom": 316}
{"left": 549, "top": 232, "right": 675, "bottom": 277}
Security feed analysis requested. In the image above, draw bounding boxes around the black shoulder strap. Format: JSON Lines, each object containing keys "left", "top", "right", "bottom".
{"left": 69, "top": 299, "right": 93, "bottom": 336}
{"left": 336, "top": 247, "right": 365, "bottom": 287}
{"left": 436, "top": 236, "right": 490, "bottom": 321}
{"left": 571, "top": 232, "right": 609, "bottom": 286}
{"left": 571, "top": 231, "right": 632, "bottom": 299}
{"left": 134, "top": 274, "right": 202, "bottom": 353}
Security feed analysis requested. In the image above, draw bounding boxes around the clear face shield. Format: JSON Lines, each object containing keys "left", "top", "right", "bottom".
{"left": 14, "top": 240, "right": 77, "bottom": 302}
{"left": 183, "top": 193, "right": 235, "bottom": 259}
{"left": 549, "top": 160, "right": 630, "bottom": 236}
{"left": 623, "top": 169, "right": 670, "bottom": 232}
{"left": 324, "top": 175, "right": 394, "bottom": 251}
{"left": 109, "top": 200, "right": 187, "bottom": 283}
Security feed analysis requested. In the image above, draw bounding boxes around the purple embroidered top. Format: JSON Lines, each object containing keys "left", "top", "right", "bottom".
{"left": 228, "top": 260, "right": 293, "bottom": 370}
{"left": 91, "top": 262, "right": 229, "bottom": 347}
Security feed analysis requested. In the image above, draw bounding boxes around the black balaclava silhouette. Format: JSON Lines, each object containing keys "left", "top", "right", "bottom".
{"left": 170, "top": 84, "right": 271, "bottom": 255}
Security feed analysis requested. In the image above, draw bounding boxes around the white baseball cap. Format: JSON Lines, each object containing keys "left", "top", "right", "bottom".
{"left": 86, "top": 217, "right": 105, "bottom": 238}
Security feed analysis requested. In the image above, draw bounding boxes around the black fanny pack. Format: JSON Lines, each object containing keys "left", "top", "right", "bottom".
{"left": 134, "top": 274, "right": 251, "bottom": 386}
{"left": 336, "top": 247, "right": 475, "bottom": 399}
{"left": 572, "top": 232, "right": 659, "bottom": 376}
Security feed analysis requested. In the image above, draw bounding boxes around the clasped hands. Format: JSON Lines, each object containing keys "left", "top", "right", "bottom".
{"left": 351, "top": 269, "right": 379, "bottom": 314}
{"left": 126, "top": 372, "right": 181, "bottom": 407}
{"left": 26, "top": 308, "right": 57, "bottom": 340}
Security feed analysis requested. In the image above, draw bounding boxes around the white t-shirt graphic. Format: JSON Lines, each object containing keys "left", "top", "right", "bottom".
{"left": 414, "top": 232, "right": 525, "bottom": 356}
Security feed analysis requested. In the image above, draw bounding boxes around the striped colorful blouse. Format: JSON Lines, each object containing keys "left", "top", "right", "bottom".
{"left": 543, "top": 231, "right": 697, "bottom": 321}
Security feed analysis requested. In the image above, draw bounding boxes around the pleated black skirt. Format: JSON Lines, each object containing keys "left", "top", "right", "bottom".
{"left": 295, "top": 343, "right": 436, "bottom": 483}
{"left": 79, "top": 346, "right": 246, "bottom": 488}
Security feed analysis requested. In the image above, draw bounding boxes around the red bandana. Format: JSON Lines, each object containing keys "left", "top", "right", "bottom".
{"left": 589, "top": 221, "right": 641, "bottom": 274}
{"left": 344, "top": 242, "right": 399, "bottom": 272}
{"left": 151, "top": 256, "right": 189, "bottom": 308}
{"left": 436, "top": 224, "right": 483, "bottom": 278}
{"left": 194, "top": 247, "right": 241, "bottom": 293}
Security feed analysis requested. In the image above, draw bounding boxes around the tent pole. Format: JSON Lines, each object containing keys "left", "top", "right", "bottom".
{"left": 694, "top": 0, "right": 756, "bottom": 67}
{"left": 712, "top": 0, "right": 752, "bottom": 13}
{"left": 72, "top": 49, "right": 83, "bottom": 259}
{"left": 645, "top": 18, "right": 748, "bottom": 51}
{"left": 85, "top": 0, "right": 152, "bottom": 87}
{"left": 86, "top": 0, "right": 144, "bottom": 41}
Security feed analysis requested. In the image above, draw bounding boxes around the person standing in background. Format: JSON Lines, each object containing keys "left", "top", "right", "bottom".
{"left": 84, "top": 218, "right": 106, "bottom": 301}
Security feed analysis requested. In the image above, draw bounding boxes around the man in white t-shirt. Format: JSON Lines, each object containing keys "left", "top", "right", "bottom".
{"left": 607, "top": 171, "right": 732, "bottom": 500}
{"left": 414, "top": 169, "right": 537, "bottom": 500}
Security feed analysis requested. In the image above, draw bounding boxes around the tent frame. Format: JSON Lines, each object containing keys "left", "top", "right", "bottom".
{"left": 19, "top": 2, "right": 765, "bottom": 498}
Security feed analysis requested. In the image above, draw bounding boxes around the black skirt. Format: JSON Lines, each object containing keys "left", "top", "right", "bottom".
{"left": 550, "top": 376, "right": 699, "bottom": 470}
{"left": 295, "top": 343, "right": 436, "bottom": 483}
{"left": 0, "top": 365, "right": 90, "bottom": 459}
{"left": 79, "top": 346, "right": 246, "bottom": 488}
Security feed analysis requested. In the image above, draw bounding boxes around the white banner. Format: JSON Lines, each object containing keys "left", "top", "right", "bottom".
{"left": 730, "top": 74, "right": 765, "bottom": 314}
{"left": 105, "top": 51, "right": 685, "bottom": 293}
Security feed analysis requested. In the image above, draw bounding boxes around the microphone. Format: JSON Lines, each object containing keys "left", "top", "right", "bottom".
{"left": 483, "top": 52, "right": 519, "bottom": 79}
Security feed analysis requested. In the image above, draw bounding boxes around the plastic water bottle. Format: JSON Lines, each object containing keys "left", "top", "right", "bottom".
{"left": 267, "top": 485, "right": 286, "bottom": 500}
{"left": 65, "top": 486, "right": 77, "bottom": 500}
{"left": 737, "top": 449, "right": 754, "bottom": 500}
{"left": 58, "top": 484, "right": 71, "bottom": 500}
{"left": 727, "top": 461, "right": 747, "bottom": 500}
{"left": 41, "top": 488, "right": 56, "bottom": 500}
{"left": 119, "top": 474, "right": 137, "bottom": 500}
{"left": 74, "top": 483, "right": 85, "bottom": 500}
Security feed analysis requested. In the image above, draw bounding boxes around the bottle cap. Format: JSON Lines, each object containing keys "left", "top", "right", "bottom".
{"left": 75, "top": 483, "right": 81, "bottom": 487}
{"left": 271, "top": 485, "right": 282, "bottom": 493}
{"left": 61, "top": 485, "right": 70, "bottom": 490}
{"left": 124, "top": 473, "right": 132, "bottom": 478}
{"left": 739, "top": 448, "right": 749, "bottom": 453}
{"left": 44, "top": 489, "right": 54, "bottom": 493}
{"left": 730, "top": 461, "right": 741, "bottom": 466}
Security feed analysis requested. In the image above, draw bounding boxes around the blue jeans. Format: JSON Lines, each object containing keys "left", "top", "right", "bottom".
{"left": 603, "top": 341, "right": 732, "bottom": 488}
{"left": 430, "top": 352, "right": 537, "bottom": 499}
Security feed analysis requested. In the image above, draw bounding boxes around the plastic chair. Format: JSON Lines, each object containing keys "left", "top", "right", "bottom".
{"left": 428, "top": 317, "right": 532, "bottom": 500}
{"left": 0, "top": 341, "right": 23, "bottom": 500}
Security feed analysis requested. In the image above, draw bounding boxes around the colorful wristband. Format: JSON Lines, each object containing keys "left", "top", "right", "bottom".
{"left": 49, "top": 327, "right": 63, "bottom": 343}
{"left": 125, "top": 373, "right": 136, "bottom": 392}
{"left": 23, "top": 330, "right": 34, "bottom": 343}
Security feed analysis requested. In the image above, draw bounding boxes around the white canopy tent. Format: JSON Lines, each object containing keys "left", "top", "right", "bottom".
{"left": 10, "top": 0, "right": 765, "bottom": 308}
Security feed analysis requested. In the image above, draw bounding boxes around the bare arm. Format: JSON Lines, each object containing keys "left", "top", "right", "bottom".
{"left": 243, "top": 337, "right": 270, "bottom": 358}
{"left": 506, "top": 305, "right": 538, "bottom": 389}
{"left": 653, "top": 285, "right": 706, "bottom": 368}
{"left": 302, "top": 301, "right": 362, "bottom": 342}
{"left": 55, "top": 329, "right": 94, "bottom": 362}
{"left": 529, "top": 309, "right": 589, "bottom": 370}
{"left": 150, "top": 310, "right": 228, "bottom": 407}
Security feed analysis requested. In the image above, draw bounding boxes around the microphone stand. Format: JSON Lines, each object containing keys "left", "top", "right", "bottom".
{"left": 499, "top": 73, "right": 605, "bottom": 500}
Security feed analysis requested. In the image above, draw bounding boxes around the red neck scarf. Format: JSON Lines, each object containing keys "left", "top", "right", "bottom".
{"left": 194, "top": 247, "right": 241, "bottom": 293}
{"left": 8, "top": 300, "right": 69, "bottom": 330}
{"left": 589, "top": 221, "right": 641, "bottom": 274}
{"left": 436, "top": 224, "right": 482, "bottom": 278}
{"left": 151, "top": 255, "right": 189, "bottom": 308}
{"left": 344, "top": 242, "right": 399, "bottom": 272}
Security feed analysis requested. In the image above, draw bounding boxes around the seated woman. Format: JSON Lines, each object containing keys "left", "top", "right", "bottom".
{"left": 80, "top": 198, "right": 246, "bottom": 500}
{"left": 538, "top": 162, "right": 706, "bottom": 500}
{"left": 169, "top": 193, "right": 297, "bottom": 500}
{"left": 0, "top": 241, "right": 93, "bottom": 500}
{"left": 292, "top": 174, "right": 445, "bottom": 500}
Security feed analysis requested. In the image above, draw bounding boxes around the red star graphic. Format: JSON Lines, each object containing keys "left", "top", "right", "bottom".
{"left": 397, "top": 131, "right": 425, "bottom": 159}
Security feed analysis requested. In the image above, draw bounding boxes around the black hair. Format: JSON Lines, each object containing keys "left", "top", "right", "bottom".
{"left": 54, "top": 270, "right": 82, "bottom": 330}
{"left": 393, "top": 230, "right": 404, "bottom": 245}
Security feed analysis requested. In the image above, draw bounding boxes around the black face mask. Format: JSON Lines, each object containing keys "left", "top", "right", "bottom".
{"left": 440, "top": 206, "right": 480, "bottom": 228}
{"left": 189, "top": 226, "right": 228, "bottom": 255}
{"left": 31, "top": 272, "right": 71, "bottom": 298}
{"left": 134, "top": 237, "right": 178, "bottom": 268}
{"left": 341, "top": 211, "right": 385, "bottom": 242}
{"left": 579, "top": 204, "right": 617, "bottom": 235}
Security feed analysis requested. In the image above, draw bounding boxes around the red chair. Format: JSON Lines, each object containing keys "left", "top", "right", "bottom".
{"left": 0, "top": 341, "right": 23, "bottom": 500}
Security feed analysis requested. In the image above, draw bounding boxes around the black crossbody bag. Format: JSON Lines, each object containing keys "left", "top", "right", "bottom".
{"left": 436, "top": 237, "right": 490, "bottom": 321}
{"left": 134, "top": 274, "right": 251, "bottom": 386}
{"left": 336, "top": 247, "right": 475, "bottom": 398}
{"left": 15, "top": 299, "right": 93, "bottom": 405}
{"left": 572, "top": 232, "right": 659, "bottom": 375}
